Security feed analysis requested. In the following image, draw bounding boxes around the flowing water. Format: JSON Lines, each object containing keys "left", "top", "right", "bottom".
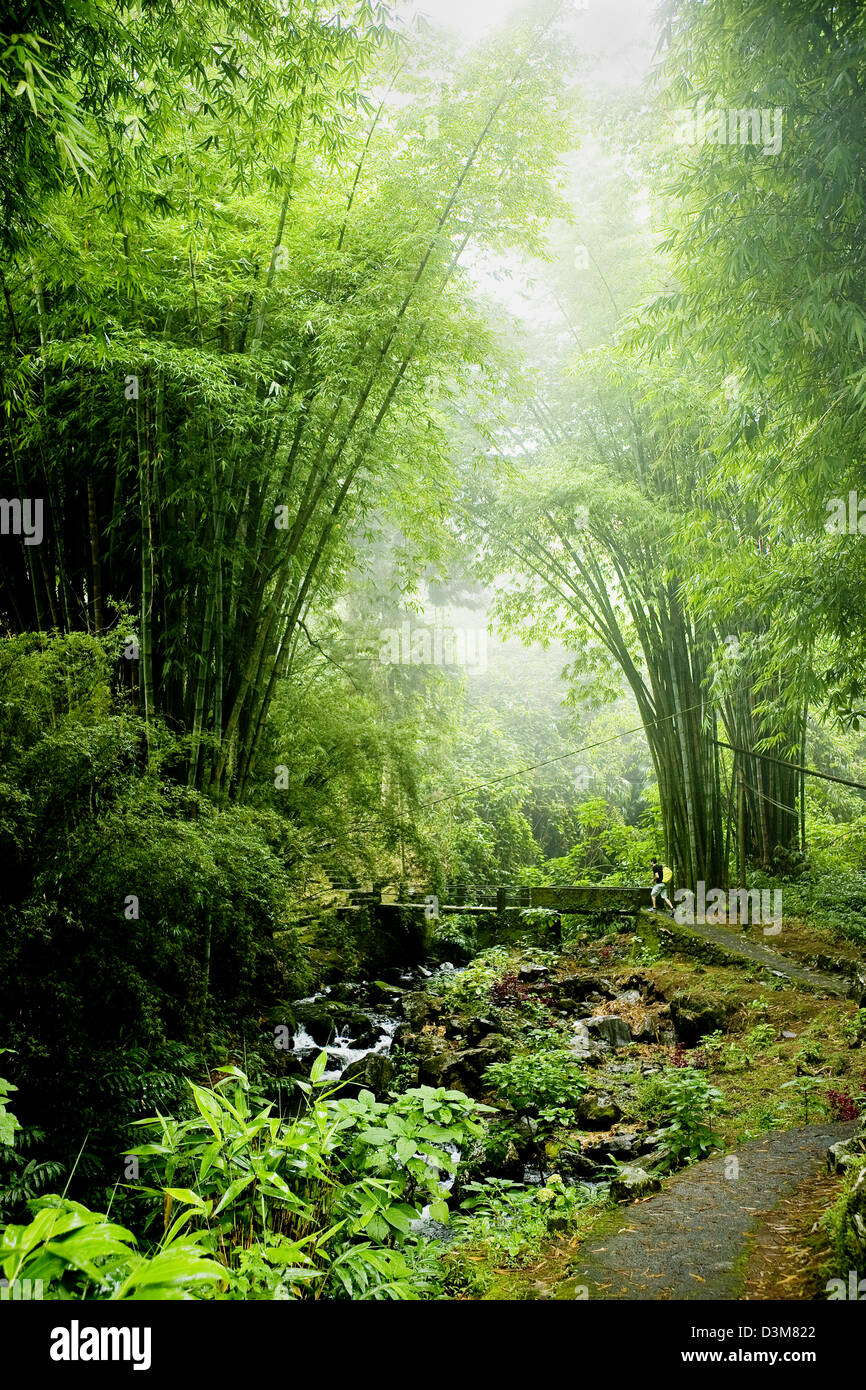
{"left": 289, "top": 959, "right": 465, "bottom": 1241}
{"left": 290, "top": 964, "right": 457, "bottom": 1079}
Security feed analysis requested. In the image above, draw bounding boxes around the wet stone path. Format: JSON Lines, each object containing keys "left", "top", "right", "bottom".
{"left": 562, "top": 1121, "right": 856, "bottom": 1300}
{"left": 660, "top": 916, "right": 853, "bottom": 997}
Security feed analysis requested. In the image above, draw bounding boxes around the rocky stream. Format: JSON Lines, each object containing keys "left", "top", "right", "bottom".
{"left": 285, "top": 947, "right": 705, "bottom": 1204}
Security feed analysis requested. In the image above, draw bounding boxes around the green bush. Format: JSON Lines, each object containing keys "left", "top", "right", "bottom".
{"left": 434, "top": 948, "right": 511, "bottom": 1009}
{"left": 449, "top": 1175, "right": 607, "bottom": 1269}
{"left": 0, "top": 1064, "right": 490, "bottom": 1301}
{"left": 430, "top": 913, "right": 478, "bottom": 964}
{"left": 482, "top": 1050, "right": 587, "bottom": 1114}
{"left": 0, "top": 634, "right": 313, "bottom": 1212}
{"left": 823, "top": 1151, "right": 866, "bottom": 1278}
{"left": 635, "top": 1067, "right": 723, "bottom": 1167}
{"left": 842, "top": 1010, "right": 866, "bottom": 1047}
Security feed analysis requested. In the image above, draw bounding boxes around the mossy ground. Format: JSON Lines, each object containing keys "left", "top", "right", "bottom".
{"left": 443, "top": 905, "right": 863, "bottom": 1299}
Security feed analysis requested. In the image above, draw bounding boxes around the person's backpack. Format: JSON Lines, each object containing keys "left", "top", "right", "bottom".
{"left": 662, "top": 865, "right": 673, "bottom": 884}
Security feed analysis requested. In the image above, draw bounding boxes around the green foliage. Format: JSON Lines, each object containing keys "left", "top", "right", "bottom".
{"left": 0, "top": 0, "right": 570, "bottom": 802}
{"left": 775, "top": 874, "right": 866, "bottom": 948}
{"left": 0, "top": 1060, "right": 19, "bottom": 1150}
{"left": 780, "top": 1076, "right": 828, "bottom": 1126}
{"left": 0, "top": 1064, "right": 488, "bottom": 1301}
{"left": 0, "top": 633, "right": 317, "bottom": 1206}
{"left": 823, "top": 1153, "right": 866, "bottom": 1278}
{"left": 0, "top": 1194, "right": 225, "bottom": 1300}
{"left": 433, "top": 948, "right": 511, "bottom": 1010}
{"left": 635, "top": 1067, "right": 723, "bottom": 1168}
{"left": 430, "top": 914, "right": 478, "bottom": 965}
{"left": 482, "top": 1050, "right": 587, "bottom": 1115}
{"left": 699, "top": 1024, "right": 776, "bottom": 1074}
{"left": 842, "top": 1012, "right": 866, "bottom": 1048}
{"left": 448, "top": 1175, "right": 607, "bottom": 1270}
{"left": 0, "top": 1124, "right": 65, "bottom": 1222}
{"left": 743, "top": 1024, "right": 776, "bottom": 1057}
{"left": 517, "top": 908, "right": 560, "bottom": 946}
{"left": 126, "top": 1063, "right": 487, "bottom": 1298}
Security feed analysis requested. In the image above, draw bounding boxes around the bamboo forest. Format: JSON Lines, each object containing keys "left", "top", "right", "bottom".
{"left": 2, "top": 0, "right": 866, "bottom": 1355}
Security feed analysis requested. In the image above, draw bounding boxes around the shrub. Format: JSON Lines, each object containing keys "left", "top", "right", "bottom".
{"left": 0, "top": 1195, "right": 225, "bottom": 1301}
{"left": 842, "top": 1010, "right": 866, "bottom": 1047}
{"left": 636, "top": 1067, "right": 723, "bottom": 1167}
{"left": 490, "top": 971, "right": 531, "bottom": 1006}
{"left": 482, "top": 1050, "right": 587, "bottom": 1113}
{"left": 0, "top": 635, "right": 311, "bottom": 1208}
{"left": 0, "top": 1064, "right": 490, "bottom": 1301}
{"left": 826, "top": 1089, "right": 862, "bottom": 1122}
{"left": 449, "top": 1175, "right": 607, "bottom": 1268}
{"left": 430, "top": 914, "right": 477, "bottom": 965}
{"left": 434, "top": 948, "right": 510, "bottom": 1010}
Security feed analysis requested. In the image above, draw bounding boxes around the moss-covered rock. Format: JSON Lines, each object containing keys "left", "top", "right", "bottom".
{"left": 610, "top": 1165, "right": 662, "bottom": 1202}
{"left": 575, "top": 1093, "right": 622, "bottom": 1129}
{"left": 669, "top": 990, "right": 736, "bottom": 1045}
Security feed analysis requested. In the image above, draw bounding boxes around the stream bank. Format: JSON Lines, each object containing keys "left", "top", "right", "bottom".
{"left": 279, "top": 905, "right": 865, "bottom": 1298}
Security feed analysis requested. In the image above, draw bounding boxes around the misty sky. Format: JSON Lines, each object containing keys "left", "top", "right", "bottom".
{"left": 407, "top": 0, "right": 659, "bottom": 81}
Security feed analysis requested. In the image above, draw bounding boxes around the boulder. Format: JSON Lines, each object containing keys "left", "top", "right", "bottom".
{"left": 339, "top": 1053, "right": 394, "bottom": 1098}
{"left": 415, "top": 1034, "right": 452, "bottom": 1080}
{"left": 465, "top": 1015, "right": 503, "bottom": 1045}
{"left": 614, "top": 989, "right": 642, "bottom": 1007}
{"left": 553, "top": 973, "right": 613, "bottom": 1003}
{"left": 630, "top": 1014, "right": 660, "bottom": 1043}
{"left": 347, "top": 1020, "right": 384, "bottom": 1050}
{"left": 403, "top": 991, "right": 442, "bottom": 1031}
{"left": 585, "top": 1016, "right": 633, "bottom": 1049}
{"left": 327, "top": 982, "right": 361, "bottom": 1004}
{"left": 519, "top": 964, "right": 550, "bottom": 983}
{"left": 368, "top": 979, "right": 405, "bottom": 1009}
{"left": 478, "top": 1030, "right": 511, "bottom": 1055}
{"left": 669, "top": 992, "right": 735, "bottom": 1046}
{"left": 582, "top": 1133, "right": 641, "bottom": 1164}
{"left": 827, "top": 1137, "right": 866, "bottom": 1174}
{"left": 610, "top": 1165, "right": 662, "bottom": 1202}
{"left": 575, "top": 1093, "right": 622, "bottom": 1129}
{"left": 554, "top": 1148, "right": 606, "bottom": 1180}
{"left": 567, "top": 1021, "right": 607, "bottom": 1063}
{"left": 619, "top": 972, "right": 664, "bottom": 1001}
{"left": 436, "top": 1050, "right": 489, "bottom": 1094}
{"left": 293, "top": 1001, "right": 338, "bottom": 1044}
{"left": 849, "top": 970, "right": 866, "bottom": 1008}
{"left": 416, "top": 1040, "right": 494, "bottom": 1094}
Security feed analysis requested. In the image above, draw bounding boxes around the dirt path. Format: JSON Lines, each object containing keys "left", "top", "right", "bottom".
{"left": 661, "top": 916, "right": 853, "bottom": 996}
{"left": 741, "top": 1166, "right": 847, "bottom": 1300}
{"left": 561, "top": 1121, "right": 856, "bottom": 1300}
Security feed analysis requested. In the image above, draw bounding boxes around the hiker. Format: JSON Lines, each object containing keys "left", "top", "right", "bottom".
{"left": 650, "top": 859, "right": 674, "bottom": 913}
